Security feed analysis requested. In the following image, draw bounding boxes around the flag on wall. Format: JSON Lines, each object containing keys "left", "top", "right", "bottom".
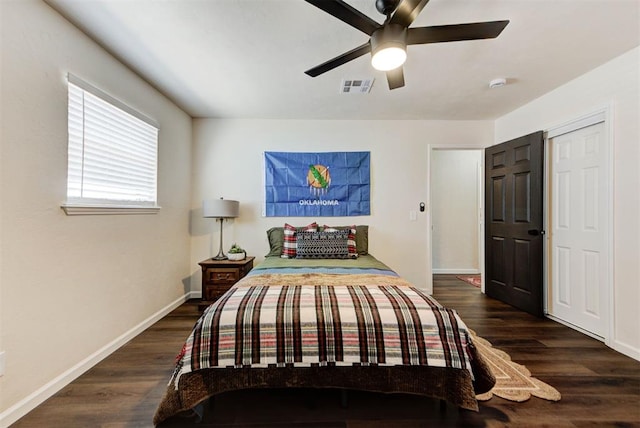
{"left": 264, "top": 151, "right": 370, "bottom": 217}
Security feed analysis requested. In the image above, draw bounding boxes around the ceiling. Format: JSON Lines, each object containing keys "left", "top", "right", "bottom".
{"left": 44, "top": 0, "right": 639, "bottom": 120}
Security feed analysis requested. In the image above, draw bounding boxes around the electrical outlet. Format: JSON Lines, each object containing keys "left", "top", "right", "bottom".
{"left": 0, "top": 351, "right": 5, "bottom": 377}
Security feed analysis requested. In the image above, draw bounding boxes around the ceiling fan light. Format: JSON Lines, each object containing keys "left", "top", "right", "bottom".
{"left": 371, "top": 46, "right": 407, "bottom": 71}
{"left": 370, "top": 24, "right": 408, "bottom": 71}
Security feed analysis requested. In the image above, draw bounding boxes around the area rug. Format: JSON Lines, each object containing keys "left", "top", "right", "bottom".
{"left": 457, "top": 275, "right": 481, "bottom": 288}
{"left": 472, "top": 330, "right": 561, "bottom": 403}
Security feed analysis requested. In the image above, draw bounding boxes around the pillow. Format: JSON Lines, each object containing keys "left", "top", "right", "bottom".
{"left": 355, "top": 225, "right": 368, "bottom": 255}
{"left": 322, "top": 225, "right": 358, "bottom": 258}
{"left": 322, "top": 225, "right": 368, "bottom": 255}
{"left": 265, "top": 227, "right": 285, "bottom": 257}
{"left": 296, "top": 231, "right": 350, "bottom": 259}
{"left": 281, "top": 222, "right": 317, "bottom": 258}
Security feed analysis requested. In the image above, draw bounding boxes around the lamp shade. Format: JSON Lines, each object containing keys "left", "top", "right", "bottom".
{"left": 203, "top": 198, "right": 239, "bottom": 218}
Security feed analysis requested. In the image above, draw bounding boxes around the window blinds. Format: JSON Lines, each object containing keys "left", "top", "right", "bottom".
{"left": 67, "top": 76, "right": 159, "bottom": 206}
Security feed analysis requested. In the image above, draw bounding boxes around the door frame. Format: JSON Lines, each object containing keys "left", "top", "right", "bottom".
{"left": 427, "top": 145, "right": 485, "bottom": 294}
{"left": 544, "top": 105, "right": 614, "bottom": 345}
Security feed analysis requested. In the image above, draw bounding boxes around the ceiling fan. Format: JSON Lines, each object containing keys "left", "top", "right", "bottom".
{"left": 304, "top": 0, "right": 509, "bottom": 90}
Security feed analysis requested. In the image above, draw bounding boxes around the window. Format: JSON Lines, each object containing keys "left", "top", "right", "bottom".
{"left": 62, "top": 74, "right": 160, "bottom": 215}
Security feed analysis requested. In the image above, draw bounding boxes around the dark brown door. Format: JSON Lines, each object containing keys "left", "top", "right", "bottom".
{"left": 485, "top": 131, "right": 544, "bottom": 317}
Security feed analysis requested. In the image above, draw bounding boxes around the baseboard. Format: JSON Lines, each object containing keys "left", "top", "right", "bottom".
{"left": 610, "top": 338, "right": 640, "bottom": 362}
{"left": 546, "top": 314, "right": 640, "bottom": 362}
{"left": 0, "top": 292, "right": 193, "bottom": 428}
{"left": 433, "top": 269, "right": 480, "bottom": 274}
{"left": 545, "top": 314, "right": 605, "bottom": 341}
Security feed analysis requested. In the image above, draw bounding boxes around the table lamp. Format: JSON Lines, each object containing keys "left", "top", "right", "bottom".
{"left": 203, "top": 198, "right": 239, "bottom": 260}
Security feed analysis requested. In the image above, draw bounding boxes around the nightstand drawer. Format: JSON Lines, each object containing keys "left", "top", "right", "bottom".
{"left": 206, "top": 268, "right": 239, "bottom": 284}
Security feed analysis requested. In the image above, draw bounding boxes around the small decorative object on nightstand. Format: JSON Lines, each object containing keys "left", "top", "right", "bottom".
{"left": 198, "top": 256, "right": 254, "bottom": 311}
{"left": 227, "top": 243, "right": 246, "bottom": 261}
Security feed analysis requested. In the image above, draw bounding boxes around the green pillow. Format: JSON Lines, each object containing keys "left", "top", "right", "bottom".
{"left": 355, "top": 225, "right": 369, "bottom": 255}
{"left": 265, "top": 227, "right": 284, "bottom": 257}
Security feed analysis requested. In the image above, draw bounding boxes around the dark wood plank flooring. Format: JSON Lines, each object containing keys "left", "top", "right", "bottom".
{"left": 12, "top": 275, "right": 640, "bottom": 427}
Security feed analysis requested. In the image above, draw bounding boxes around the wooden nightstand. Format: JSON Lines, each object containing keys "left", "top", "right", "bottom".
{"left": 198, "top": 257, "right": 254, "bottom": 310}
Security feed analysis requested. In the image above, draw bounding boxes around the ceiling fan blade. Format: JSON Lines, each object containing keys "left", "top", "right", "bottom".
{"left": 386, "top": 67, "right": 405, "bottom": 89}
{"left": 389, "top": 0, "right": 431, "bottom": 28}
{"left": 305, "top": 0, "right": 380, "bottom": 35}
{"left": 407, "top": 21, "right": 509, "bottom": 45}
{"left": 305, "top": 43, "right": 371, "bottom": 77}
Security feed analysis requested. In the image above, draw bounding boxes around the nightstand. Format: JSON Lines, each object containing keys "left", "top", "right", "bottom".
{"left": 198, "top": 257, "right": 254, "bottom": 310}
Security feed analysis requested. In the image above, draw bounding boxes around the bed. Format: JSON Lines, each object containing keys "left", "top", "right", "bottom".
{"left": 153, "top": 225, "right": 494, "bottom": 425}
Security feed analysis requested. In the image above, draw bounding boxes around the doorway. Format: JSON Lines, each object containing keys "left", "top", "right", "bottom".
{"left": 430, "top": 148, "right": 483, "bottom": 289}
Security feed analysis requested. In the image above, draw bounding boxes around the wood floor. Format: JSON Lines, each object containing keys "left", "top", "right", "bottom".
{"left": 12, "top": 275, "right": 640, "bottom": 427}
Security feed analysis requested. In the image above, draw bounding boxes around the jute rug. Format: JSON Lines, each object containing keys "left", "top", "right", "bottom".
{"left": 471, "top": 330, "right": 561, "bottom": 403}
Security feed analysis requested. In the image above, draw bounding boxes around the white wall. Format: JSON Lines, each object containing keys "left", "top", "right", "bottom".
{"left": 495, "top": 47, "right": 640, "bottom": 359}
{"left": 431, "top": 150, "right": 482, "bottom": 273}
{"left": 0, "top": 1, "right": 193, "bottom": 424}
{"left": 190, "top": 119, "right": 494, "bottom": 295}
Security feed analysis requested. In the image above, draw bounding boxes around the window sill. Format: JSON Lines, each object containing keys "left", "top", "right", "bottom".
{"left": 61, "top": 203, "right": 161, "bottom": 216}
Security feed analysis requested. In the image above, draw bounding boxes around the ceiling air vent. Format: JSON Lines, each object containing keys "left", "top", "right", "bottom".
{"left": 340, "top": 78, "right": 374, "bottom": 94}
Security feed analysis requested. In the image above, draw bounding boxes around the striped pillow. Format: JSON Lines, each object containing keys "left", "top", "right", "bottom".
{"left": 323, "top": 225, "right": 358, "bottom": 258}
{"left": 281, "top": 222, "right": 317, "bottom": 258}
{"left": 296, "top": 231, "right": 350, "bottom": 259}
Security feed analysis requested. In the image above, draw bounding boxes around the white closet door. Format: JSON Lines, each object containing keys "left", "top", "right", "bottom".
{"left": 549, "top": 121, "right": 609, "bottom": 337}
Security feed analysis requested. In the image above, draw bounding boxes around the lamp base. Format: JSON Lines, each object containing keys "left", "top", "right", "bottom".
{"left": 212, "top": 218, "right": 228, "bottom": 260}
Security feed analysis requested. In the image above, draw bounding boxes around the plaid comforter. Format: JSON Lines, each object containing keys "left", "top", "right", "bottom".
{"left": 171, "top": 279, "right": 474, "bottom": 387}
{"left": 155, "top": 258, "right": 495, "bottom": 424}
